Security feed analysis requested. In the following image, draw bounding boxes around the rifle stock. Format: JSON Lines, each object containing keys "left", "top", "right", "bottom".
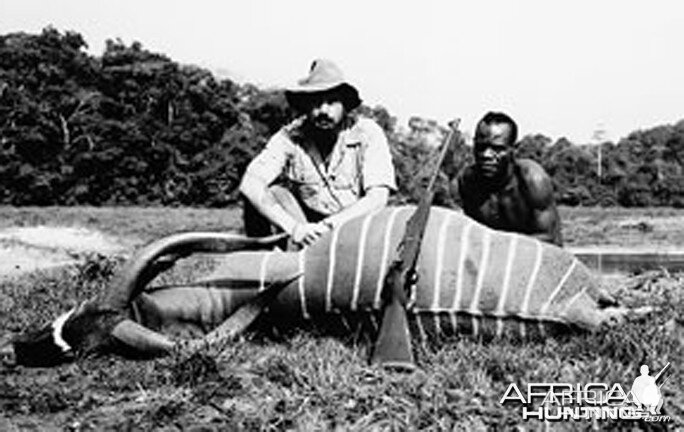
{"left": 371, "top": 120, "right": 461, "bottom": 370}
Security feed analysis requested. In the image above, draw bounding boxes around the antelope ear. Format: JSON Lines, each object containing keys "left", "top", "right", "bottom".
{"left": 110, "top": 319, "right": 175, "bottom": 358}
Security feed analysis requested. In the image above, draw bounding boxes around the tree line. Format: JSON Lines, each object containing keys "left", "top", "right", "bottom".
{"left": 1, "top": 28, "right": 682, "bottom": 207}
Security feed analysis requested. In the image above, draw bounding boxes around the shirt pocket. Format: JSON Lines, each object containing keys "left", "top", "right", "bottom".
{"left": 330, "top": 147, "right": 361, "bottom": 191}
{"left": 285, "top": 155, "right": 321, "bottom": 185}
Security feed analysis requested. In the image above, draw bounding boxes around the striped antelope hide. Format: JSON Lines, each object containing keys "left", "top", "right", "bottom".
{"left": 5, "top": 206, "right": 622, "bottom": 366}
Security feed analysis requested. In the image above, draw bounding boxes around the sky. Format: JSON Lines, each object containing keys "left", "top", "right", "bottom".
{"left": 2, "top": 0, "right": 683, "bottom": 143}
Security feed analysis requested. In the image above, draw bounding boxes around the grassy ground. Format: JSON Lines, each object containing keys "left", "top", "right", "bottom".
{"left": 2, "top": 204, "right": 682, "bottom": 248}
{"left": 1, "top": 205, "right": 683, "bottom": 430}
{"left": 560, "top": 206, "right": 684, "bottom": 249}
{"left": 0, "top": 205, "right": 244, "bottom": 246}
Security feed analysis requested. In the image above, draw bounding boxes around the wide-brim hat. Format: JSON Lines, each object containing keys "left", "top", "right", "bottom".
{"left": 285, "top": 59, "right": 362, "bottom": 111}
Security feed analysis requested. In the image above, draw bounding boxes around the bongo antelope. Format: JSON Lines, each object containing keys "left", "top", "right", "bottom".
{"left": 3, "top": 206, "right": 626, "bottom": 367}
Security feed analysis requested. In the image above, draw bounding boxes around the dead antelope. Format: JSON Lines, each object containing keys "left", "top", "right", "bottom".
{"left": 4, "top": 206, "right": 626, "bottom": 367}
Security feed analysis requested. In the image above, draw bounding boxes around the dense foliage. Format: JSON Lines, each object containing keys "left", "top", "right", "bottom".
{"left": 0, "top": 28, "right": 284, "bottom": 206}
{"left": 517, "top": 128, "right": 684, "bottom": 207}
{"left": 1, "top": 28, "right": 682, "bottom": 207}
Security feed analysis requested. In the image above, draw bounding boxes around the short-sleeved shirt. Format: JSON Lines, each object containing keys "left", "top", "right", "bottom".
{"left": 244, "top": 116, "right": 396, "bottom": 216}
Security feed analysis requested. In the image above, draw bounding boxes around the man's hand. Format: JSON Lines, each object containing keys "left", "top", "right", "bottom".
{"left": 291, "top": 222, "right": 331, "bottom": 247}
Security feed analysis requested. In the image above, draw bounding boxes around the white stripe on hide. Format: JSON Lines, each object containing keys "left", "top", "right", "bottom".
{"left": 495, "top": 317, "right": 504, "bottom": 338}
{"left": 538, "top": 322, "right": 547, "bottom": 339}
{"left": 559, "top": 287, "right": 587, "bottom": 321}
{"left": 450, "top": 312, "right": 458, "bottom": 334}
{"left": 415, "top": 313, "right": 428, "bottom": 343}
{"left": 351, "top": 211, "right": 376, "bottom": 311}
{"left": 432, "top": 214, "right": 452, "bottom": 310}
{"left": 373, "top": 207, "right": 403, "bottom": 309}
{"left": 259, "top": 250, "right": 276, "bottom": 292}
{"left": 325, "top": 222, "right": 342, "bottom": 312}
{"left": 298, "top": 250, "right": 309, "bottom": 319}
{"left": 471, "top": 315, "right": 479, "bottom": 337}
{"left": 520, "top": 240, "right": 543, "bottom": 319}
{"left": 434, "top": 314, "right": 442, "bottom": 337}
{"left": 495, "top": 235, "right": 518, "bottom": 336}
{"left": 451, "top": 221, "right": 473, "bottom": 311}
{"left": 469, "top": 229, "right": 491, "bottom": 314}
{"left": 465, "top": 224, "right": 490, "bottom": 338}
{"left": 539, "top": 259, "right": 577, "bottom": 319}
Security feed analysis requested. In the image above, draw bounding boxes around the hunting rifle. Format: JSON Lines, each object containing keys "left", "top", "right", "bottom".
{"left": 371, "top": 119, "right": 461, "bottom": 370}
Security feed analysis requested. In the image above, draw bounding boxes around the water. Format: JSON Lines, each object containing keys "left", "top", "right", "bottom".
{"left": 571, "top": 250, "right": 684, "bottom": 276}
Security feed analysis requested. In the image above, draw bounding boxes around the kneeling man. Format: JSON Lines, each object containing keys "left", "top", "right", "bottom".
{"left": 240, "top": 59, "right": 396, "bottom": 247}
{"left": 455, "top": 112, "right": 563, "bottom": 246}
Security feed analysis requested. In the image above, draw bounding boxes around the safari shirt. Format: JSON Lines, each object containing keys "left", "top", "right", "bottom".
{"left": 245, "top": 116, "right": 396, "bottom": 216}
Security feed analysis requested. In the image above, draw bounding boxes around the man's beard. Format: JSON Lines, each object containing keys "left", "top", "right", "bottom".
{"left": 311, "top": 113, "right": 340, "bottom": 131}
{"left": 303, "top": 114, "right": 344, "bottom": 149}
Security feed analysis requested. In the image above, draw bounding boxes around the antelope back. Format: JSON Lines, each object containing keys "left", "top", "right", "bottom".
{"left": 139, "top": 206, "right": 609, "bottom": 339}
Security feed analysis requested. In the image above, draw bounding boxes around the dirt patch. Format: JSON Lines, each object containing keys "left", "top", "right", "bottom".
{"left": 0, "top": 226, "right": 127, "bottom": 276}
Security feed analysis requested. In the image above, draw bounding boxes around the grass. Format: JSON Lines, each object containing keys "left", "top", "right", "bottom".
{"left": 0, "top": 205, "right": 244, "bottom": 246}
{"left": 1, "top": 205, "right": 683, "bottom": 430}
{"left": 560, "top": 206, "right": 684, "bottom": 248}
{"left": 3, "top": 204, "right": 683, "bottom": 248}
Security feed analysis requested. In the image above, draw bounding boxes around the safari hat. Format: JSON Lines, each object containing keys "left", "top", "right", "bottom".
{"left": 285, "top": 59, "right": 361, "bottom": 111}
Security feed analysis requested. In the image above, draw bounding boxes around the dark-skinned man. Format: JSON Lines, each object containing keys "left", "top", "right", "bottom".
{"left": 454, "top": 111, "right": 563, "bottom": 246}
{"left": 239, "top": 59, "right": 396, "bottom": 248}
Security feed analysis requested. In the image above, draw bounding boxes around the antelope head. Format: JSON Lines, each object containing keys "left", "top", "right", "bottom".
{"left": 2, "top": 232, "right": 287, "bottom": 367}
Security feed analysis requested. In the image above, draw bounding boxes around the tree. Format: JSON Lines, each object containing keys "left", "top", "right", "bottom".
{"left": 1, "top": 28, "right": 684, "bottom": 208}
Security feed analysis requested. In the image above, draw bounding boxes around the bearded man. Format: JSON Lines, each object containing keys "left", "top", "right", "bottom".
{"left": 240, "top": 59, "right": 396, "bottom": 247}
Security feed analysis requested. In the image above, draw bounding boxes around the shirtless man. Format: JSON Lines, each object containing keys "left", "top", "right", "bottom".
{"left": 455, "top": 112, "right": 563, "bottom": 246}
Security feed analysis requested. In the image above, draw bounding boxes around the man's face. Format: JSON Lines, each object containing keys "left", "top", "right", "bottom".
{"left": 473, "top": 122, "right": 514, "bottom": 179}
{"left": 306, "top": 92, "right": 345, "bottom": 131}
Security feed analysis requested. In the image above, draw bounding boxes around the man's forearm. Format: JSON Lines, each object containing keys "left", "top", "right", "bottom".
{"left": 240, "top": 178, "right": 299, "bottom": 235}
{"left": 531, "top": 207, "right": 563, "bottom": 247}
{"left": 325, "top": 187, "right": 389, "bottom": 228}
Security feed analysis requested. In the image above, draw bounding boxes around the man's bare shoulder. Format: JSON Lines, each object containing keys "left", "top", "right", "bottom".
{"left": 515, "top": 159, "right": 555, "bottom": 207}
{"left": 516, "top": 158, "right": 550, "bottom": 181}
